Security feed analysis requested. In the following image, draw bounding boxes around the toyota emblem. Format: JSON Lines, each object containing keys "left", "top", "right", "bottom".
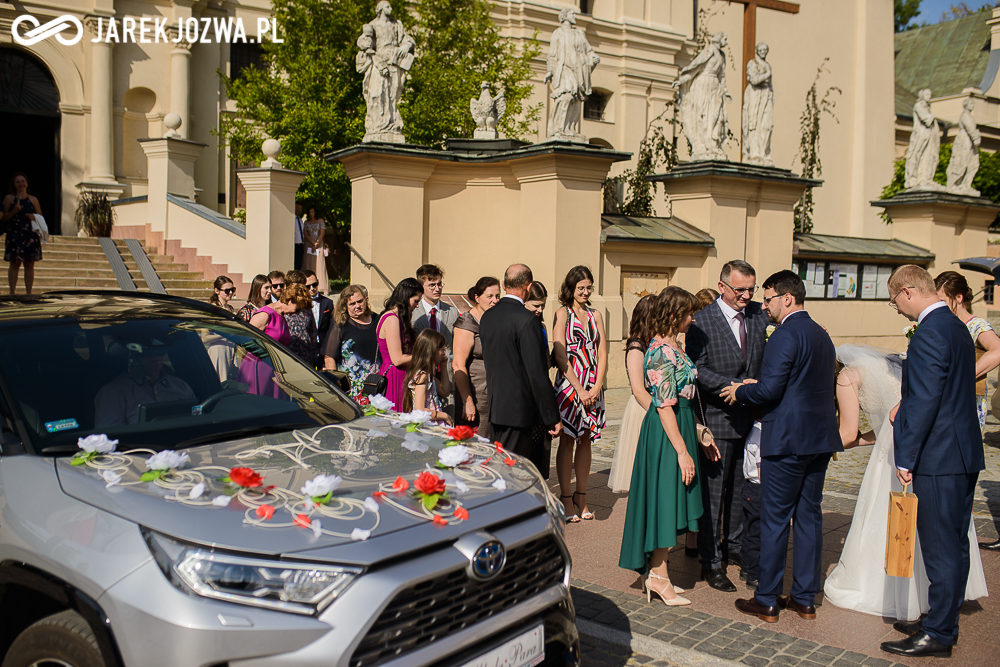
{"left": 471, "top": 541, "right": 506, "bottom": 580}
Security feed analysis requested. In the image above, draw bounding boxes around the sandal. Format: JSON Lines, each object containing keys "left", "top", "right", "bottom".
{"left": 573, "top": 492, "right": 595, "bottom": 520}
{"left": 561, "top": 495, "right": 580, "bottom": 523}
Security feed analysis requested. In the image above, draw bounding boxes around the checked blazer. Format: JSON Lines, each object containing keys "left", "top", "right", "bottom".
{"left": 685, "top": 299, "right": 768, "bottom": 440}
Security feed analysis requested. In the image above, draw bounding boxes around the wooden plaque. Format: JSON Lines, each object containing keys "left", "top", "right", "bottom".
{"left": 885, "top": 488, "right": 918, "bottom": 578}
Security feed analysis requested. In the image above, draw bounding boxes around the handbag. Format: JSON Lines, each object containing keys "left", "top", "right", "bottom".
{"left": 694, "top": 387, "right": 715, "bottom": 447}
{"left": 362, "top": 327, "right": 389, "bottom": 397}
{"left": 885, "top": 482, "right": 918, "bottom": 578}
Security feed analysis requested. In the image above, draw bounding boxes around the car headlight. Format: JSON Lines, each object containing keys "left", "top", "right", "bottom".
{"left": 143, "top": 529, "right": 361, "bottom": 615}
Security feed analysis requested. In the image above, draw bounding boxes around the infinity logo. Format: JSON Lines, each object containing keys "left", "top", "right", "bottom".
{"left": 12, "top": 15, "right": 84, "bottom": 46}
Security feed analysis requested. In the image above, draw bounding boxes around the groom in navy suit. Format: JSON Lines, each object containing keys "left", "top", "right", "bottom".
{"left": 881, "top": 265, "right": 983, "bottom": 658}
{"left": 721, "top": 270, "right": 842, "bottom": 622}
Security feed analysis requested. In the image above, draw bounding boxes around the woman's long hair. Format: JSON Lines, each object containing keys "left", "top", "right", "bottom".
{"left": 246, "top": 274, "right": 269, "bottom": 308}
{"left": 209, "top": 275, "right": 233, "bottom": 307}
{"left": 402, "top": 329, "right": 446, "bottom": 412}
{"left": 649, "top": 286, "right": 698, "bottom": 337}
{"left": 934, "top": 270, "right": 975, "bottom": 315}
{"left": 559, "top": 265, "right": 594, "bottom": 307}
{"left": 335, "top": 284, "right": 372, "bottom": 326}
{"left": 279, "top": 283, "right": 312, "bottom": 311}
{"left": 527, "top": 281, "right": 548, "bottom": 302}
{"left": 381, "top": 277, "right": 423, "bottom": 351}
{"left": 625, "top": 294, "right": 655, "bottom": 351}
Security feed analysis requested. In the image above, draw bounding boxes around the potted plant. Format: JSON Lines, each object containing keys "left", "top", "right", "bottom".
{"left": 75, "top": 192, "right": 116, "bottom": 237}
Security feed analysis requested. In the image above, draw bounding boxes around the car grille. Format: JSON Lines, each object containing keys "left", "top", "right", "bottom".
{"left": 350, "top": 535, "right": 566, "bottom": 667}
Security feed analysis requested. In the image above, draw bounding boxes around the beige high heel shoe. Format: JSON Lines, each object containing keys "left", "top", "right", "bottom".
{"left": 643, "top": 572, "right": 691, "bottom": 606}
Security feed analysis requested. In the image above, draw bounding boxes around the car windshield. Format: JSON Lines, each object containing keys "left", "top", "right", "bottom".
{"left": 0, "top": 314, "right": 358, "bottom": 454}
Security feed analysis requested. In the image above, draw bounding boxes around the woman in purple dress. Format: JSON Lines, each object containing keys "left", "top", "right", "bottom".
{"left": 376, "top": 278, "right": 423, "bottom": 410}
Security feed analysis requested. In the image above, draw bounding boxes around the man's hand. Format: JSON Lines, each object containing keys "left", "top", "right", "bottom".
{"left": 700, "top": 440, "right": 721, "bottom": 462}
{"left": 896, "top": 468, "right": 912, "bottom": 486}
{"left": 548, "top": 422, "right": 563, "bottom": 437}
{"left": 889, "top": 402, "right": 900, "bottom": 423}
{"left": 720, "top": 382, "right": 741, "bottom": 405}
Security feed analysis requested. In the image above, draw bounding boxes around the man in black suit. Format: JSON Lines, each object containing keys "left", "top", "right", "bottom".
{"left": 304, "top": 270, "right": 334, "bottom": 368}
{"left": 480, "top": 264, "right": 562, "bottom": 466}
{"left": 685, "top": 259, "right": 768, "bottom": 592}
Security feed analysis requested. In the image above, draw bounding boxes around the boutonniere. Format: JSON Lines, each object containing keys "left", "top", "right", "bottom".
{"left": 904, "top": 324, "right": 918, "bottom": 339}
{"left": 765, "top": 324, "right": 777, "bottom": 342}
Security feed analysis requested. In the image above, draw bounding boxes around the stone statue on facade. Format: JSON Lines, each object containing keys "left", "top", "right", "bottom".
{"left": 470, "top": 82, "right": 506, "bottom": 139}
{"left": 356, "top": 1, "right": 415, "bottom": 144}
{"left": 544, "top": 8, "right": 600, "bottom": 142}
{"left": 674, "top": 32, "right": 731, "bottom": 161}
{"left": 904, "top": 89, "right": 944, "bottom": 191}
{"left": 742, "top": 42, "right": 774, "bottom": 167}
{"left": 946, "top": 97, "right": 982, "bottom": 196}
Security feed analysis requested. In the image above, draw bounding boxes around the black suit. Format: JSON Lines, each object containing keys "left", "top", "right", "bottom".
{"left": 685, "top": 299, "right": 767, "bottom": 569}
{"left": 480, "top": 296, "right": 559, "bottom": 468}
{"left": 313, "top": 296, "right": 334, "bottom": 363}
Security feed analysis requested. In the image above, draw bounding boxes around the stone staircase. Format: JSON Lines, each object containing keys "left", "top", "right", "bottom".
{"left": 0, "top": 235, "right": 213, "bottom": 300}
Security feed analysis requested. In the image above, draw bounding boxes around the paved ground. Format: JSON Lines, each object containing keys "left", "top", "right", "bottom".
{"left": 554, "top": 388, "right": 1000, "bottom": 667}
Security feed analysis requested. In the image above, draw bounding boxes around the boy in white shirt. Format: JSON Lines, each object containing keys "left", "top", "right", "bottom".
{"left": 740, "top": 420, "right": 762, "bottom": 589}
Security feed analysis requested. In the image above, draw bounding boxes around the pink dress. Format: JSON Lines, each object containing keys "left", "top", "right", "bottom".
{"left": 237, "top": 305, "right": 291, "bottom": 398}
{"left": 376, "top": 312, "right": 411, "bottom": 411}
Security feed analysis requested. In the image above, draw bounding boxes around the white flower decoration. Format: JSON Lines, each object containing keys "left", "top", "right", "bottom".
{"left": 402, "top": 441, "right": 429, "bottom": 453}
{"left": 78, "top": 434, "right": 118, "bottom": 454}
{"left": 101, "top": 470, "right": 122, "bottom": 487}
{"left": 368, "top": 394, "right": 394, "bottom": 411}
{"left": 455, "top": 480, "right": 470, "bottom": 494}
{"left": 366, "top": 429, "right": 387, "bottom": 438}
{"left": 145, "top": 450, "right": 189, "bottom": 471}
{"left": 492, "top": 478, "right": 507, "bottom": 492}
{"left": 351, "top": 527, "right": 371, "bottom": 541}
{"left": 438, "top": 445, "right": 471, "bottom": 468}
{"left": 189, "top": 482, "right": 205, "bottom": 500}
{"left": 399, "top": 410, "right": 432, "bottom": 425}
{"left": 311, "top": 518, "right": 323, "bottom": 539}
{"left": 301, "top": 474, "right": 342, "bottom": 499}
{"left": 212, "top": 495, "right": 232, "bottom": 507}
{"left": 363, "top": 497, "right": 380, "bottom": 513}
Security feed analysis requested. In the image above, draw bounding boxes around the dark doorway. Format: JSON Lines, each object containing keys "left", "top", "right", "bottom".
{"left": 0, "top": 48, "right": 61, "bottom": 235}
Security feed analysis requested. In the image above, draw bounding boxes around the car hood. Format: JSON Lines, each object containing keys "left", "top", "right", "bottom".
{"left": 56, "top": 416, "right": 544, "bottom": 561}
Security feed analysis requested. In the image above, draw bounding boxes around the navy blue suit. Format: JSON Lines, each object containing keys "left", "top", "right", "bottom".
{"left": 893, "top": 305, "right": 983, "bottom": 645}
{"left": 734, "top": 311, "right": 842, "bottom": 607}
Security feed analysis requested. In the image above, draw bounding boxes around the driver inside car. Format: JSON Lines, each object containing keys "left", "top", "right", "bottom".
{"left": 95, "top": 344, "right": 196, "bottom": 427}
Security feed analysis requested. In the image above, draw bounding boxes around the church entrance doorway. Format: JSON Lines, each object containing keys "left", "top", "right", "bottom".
{"left": 0, "top": 48, "right": 62, "bottom": 235}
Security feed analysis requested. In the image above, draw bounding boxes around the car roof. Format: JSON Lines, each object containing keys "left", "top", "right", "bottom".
{"left": 0, "top": 291, "right": 228, "bottom": 328}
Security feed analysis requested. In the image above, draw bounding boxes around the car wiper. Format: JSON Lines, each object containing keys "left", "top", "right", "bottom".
{"left": 175, "top": 423, "right": 315, "bottom": 449}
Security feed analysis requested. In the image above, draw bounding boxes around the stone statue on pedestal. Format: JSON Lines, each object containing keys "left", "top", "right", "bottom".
{"left": 470, "top": 82, "right": 506, "bottom": 139}
{"left": 674, "top": 32, "right": 731, "bottom": 162}
{"left": 356, "top": 1, "right": 415, "bottom": 144}
{"left": 946, "top": 98, "right": 982, "bottom": 196}
{"left": 904, "top": 89, "right": 944, "bottom": 191}
{"left": 544, "top": 8, "right": 600, "bottom": 142}
{"left": 742, "top": 42, "right": 774, "bottom": 167}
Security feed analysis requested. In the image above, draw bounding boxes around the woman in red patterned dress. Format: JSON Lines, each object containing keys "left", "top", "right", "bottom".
{"left": 553, "top": 265, "right": 607, "bottom": 522}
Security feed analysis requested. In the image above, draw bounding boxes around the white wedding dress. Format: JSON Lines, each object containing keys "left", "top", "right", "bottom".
{"left": 823, "top": 345, "right": 988, "bottom": 620}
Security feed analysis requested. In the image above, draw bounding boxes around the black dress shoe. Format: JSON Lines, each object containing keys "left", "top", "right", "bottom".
{"left": 777, "top": 595, "right": 816, "bottom": 620}
{"left": 735, "top": 597, "right": 779, "bottom": 623}
{"left": 893, "top": 618, "right": 922, "bottom": 635}
{"left": 701, "top": 568, "right": 737, "bottom": 593}
{"left": 745, "top": 578, "right": 758, "bottom": 590}
{"left": 980, "top": 539, "right": 1000, "bottom": 551}
{"left": 880, "top": 631, "right": 952, "bottom": 658}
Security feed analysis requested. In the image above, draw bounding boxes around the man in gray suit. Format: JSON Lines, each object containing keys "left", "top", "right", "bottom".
{"left": 412, "top": 264, "right": 459, "bottom": 413}
{"left": 685, "top": 260, "right": 768, "bottom": 592}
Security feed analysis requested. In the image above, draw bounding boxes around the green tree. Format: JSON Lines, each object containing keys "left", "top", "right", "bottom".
{"left": 220, "top": 0, "right": 539, "bottom": 277}
{"left": 938, "top": 3, "right": 992, "bottom": 21}
{"left": 894, "top": 0, "right": 923, "bottom": 32}
{"left": 793, "top": 60, "right": 840, "bottom": 234}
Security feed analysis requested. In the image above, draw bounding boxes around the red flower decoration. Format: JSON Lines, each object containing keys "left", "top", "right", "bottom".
{"left": 372, "top": 491, "right": 387, "bottom": 498}
{"left": 432, "top": 515, "right": 447, "bottom": 525}
{"left": 230, "top": 467, "right": 264, "bottom": 488}
{"left": 392, "top": 475, "right": 410, "bottom": 492}
{"left": 453, "top": 507, "right": 469, "bottom": 521}
{"left": 255, "top": 504, "right": 275, "bottom": 520}
{"left": 356, "top": 395, "right": 370, "bottom": 406}
{"left": 447, "top": 425, "right": 476, "bottom": 441}
{"left": 504, "top": 456, "right": 516, "bottom": 467}
{"left": 495, "top": 441, "right": 504, "bottom": 452}
{"left": 294, "top": 513, "right": 312, "bottom": 528}
{"left": 414, "top": 471, "right": 446, "bottom": 496}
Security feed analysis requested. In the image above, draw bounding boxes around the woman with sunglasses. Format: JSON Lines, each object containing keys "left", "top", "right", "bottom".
{"left": 210, "top": 276, "right": 237, "bottom": 313}
{"left": 237, "top": 275, "right": 272, "bottom": 321}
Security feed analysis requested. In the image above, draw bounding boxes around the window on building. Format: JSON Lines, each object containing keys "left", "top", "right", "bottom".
{"left": 579, "top": 0, "right": 591, "bottom": 14}
{"left": 791, "top": 261, "right": 910, "bottom": 301}
{"left": 230, "top": 43, "right": 264, "bottom": 82}
{"left": 584, "top": 91, "right": 609, "bottom": 122}
{"left": 985, "top": 280, "right": 994, "bottom": 306}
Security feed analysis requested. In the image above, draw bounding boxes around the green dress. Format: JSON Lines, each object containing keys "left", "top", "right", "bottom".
{"left": 618, "top": 338, "right": 704, "bottom": 573}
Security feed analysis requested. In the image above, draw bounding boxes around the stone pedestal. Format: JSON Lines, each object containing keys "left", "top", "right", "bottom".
{"left": 139, "top": 137, "right": 206, "bottom": 243}
{"left": 329, "top": 142, "right": 630, "bottom": 324}
{"left": 649, "top": 161, "right": 820, "bottom": 285}
{"left": 237, "top": 166, "right": 307, "bottom": 277}
{"left": 872, "top": 191, "right": 1000, "bottom": 292}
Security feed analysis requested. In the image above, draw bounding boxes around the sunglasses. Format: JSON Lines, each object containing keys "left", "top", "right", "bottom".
{"left": 270, "top": 283, "right": 285, "bottom": 291}
{"left": 221, "top": 287, "right": 236, "bottom": 295}
{"left": 305, "top": 281, "right": 319, "bottom": 289}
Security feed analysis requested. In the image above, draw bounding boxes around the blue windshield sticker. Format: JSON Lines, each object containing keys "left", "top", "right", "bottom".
{"left": 45, "top": 419, "right": 80, "bottom": 433}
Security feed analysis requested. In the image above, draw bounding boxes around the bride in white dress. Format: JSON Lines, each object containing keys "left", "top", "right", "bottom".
{"left": 823, "top": 344, "right": 988, "bottom": 620}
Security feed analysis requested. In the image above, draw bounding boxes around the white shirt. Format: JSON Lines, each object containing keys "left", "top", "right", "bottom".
{"left": 312, "top": 297, "right": 322, "bottom": 342}
{"left": 421, "top": 297, "right": 440, "bottom": 331}
{"left": 917, "top": 300, "right": 947, "bottom": 324}
{"left": 716, "top": 297, "right": 745, "bottom": 348}
{"left": 743, "top": 421, "right": 762, "bottom": 483}
{"left": 294, "top": 216, "right": 303, "bottom": 244}
{"left": 502, "top": 294, "right": 525, "bottom": 304}
{"left": 781, "top": 309, "right": 806, "bottom": 325}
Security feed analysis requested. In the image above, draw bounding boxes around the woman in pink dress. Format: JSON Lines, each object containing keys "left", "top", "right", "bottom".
{"left": 376, "top": 277, "right": 424, "bottom": 410}
{"left": 238, "top": 292, "right": 296, "bottom": 398}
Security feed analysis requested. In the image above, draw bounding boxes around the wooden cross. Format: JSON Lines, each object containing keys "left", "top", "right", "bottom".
{"left": 726, "top": 0, "right": 799, "bottom": 109}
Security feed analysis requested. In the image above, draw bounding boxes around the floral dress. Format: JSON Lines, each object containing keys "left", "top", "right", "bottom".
{"left": 966, "top": 316, "right": 995, "bottom": 432}
{"left": 618, "top": 338, "right": 704, "bottom": 573}
{"left": 553, "top": 307, "right": 606, "bottom": 441}
{"left": 285, "top": 309, "right": 318, "bottom": 365}
{"left": 4, "top": 197, "right": 42, "bottom": 263}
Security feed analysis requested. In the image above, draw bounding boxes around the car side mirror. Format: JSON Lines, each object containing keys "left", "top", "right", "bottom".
{"left": 322, "top": 370, "right": 351, "bottom": 394}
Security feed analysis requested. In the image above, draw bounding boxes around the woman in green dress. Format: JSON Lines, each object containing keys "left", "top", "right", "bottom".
{"left": 619, "top": 286, "right": 704, "bottom": 606}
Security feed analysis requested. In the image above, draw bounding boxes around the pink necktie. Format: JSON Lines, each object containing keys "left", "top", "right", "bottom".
{"left": 429, "top": 307, "right": 438, "bottom": 332}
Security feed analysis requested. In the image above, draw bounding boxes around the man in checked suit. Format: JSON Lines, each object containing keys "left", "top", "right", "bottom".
{"left": 684, "top": 259, "right": 768, "bottom": 591}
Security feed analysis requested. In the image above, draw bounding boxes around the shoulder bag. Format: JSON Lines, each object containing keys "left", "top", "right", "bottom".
{"left": 362, "top": 316, "right": 389, "bottom": 397}
{"left": 694, "top": 387, "right": 715, "bottom": 447}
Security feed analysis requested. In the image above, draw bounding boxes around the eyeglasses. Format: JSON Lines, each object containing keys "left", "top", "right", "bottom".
{"left": 762, "top": 293, "right": 789, "bottom": 306}
{"left": 270, "top": 283, "right": 285, "bottom": 291}
{"left": 721, "top": 280, "right": 758, "bottom": 297}
{"left": 305, "top": 281, "right": 319, "bottom": 289}
{"left": 425, "top": 281, "right": 444, "bottom": 290}
{"left": 888, "top": 286, "right": 914, "bottom": 311}
{"left": 221, "top": 287, "right": 237, "bottom": 295}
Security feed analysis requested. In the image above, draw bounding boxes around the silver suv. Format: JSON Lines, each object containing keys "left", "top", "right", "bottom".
{"left": 0, "top": 292, "right": 577, "bottom": 667}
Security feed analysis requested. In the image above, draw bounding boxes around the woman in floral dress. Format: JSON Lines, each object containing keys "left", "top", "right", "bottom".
{"left": 2, "top": 173, "right": 43, "bottom": 295}
{"left": 325, "top": 284, "right": 379, "bottom": 399}
{"left": 553, "top": 266, "right": 607, "bottom": 522}
{"left": 279, "top": 284, "right": 317, "bottom": 365}
{"left": 619, "top": 286, "right": 703, "bottom": 607}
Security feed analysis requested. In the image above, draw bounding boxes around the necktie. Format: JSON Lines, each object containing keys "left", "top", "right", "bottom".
{"left": 734, "top": 311, "right": 747, "bottom": 358}
{"left": 429, "top": 307, "right": 438, "bottom": 332}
